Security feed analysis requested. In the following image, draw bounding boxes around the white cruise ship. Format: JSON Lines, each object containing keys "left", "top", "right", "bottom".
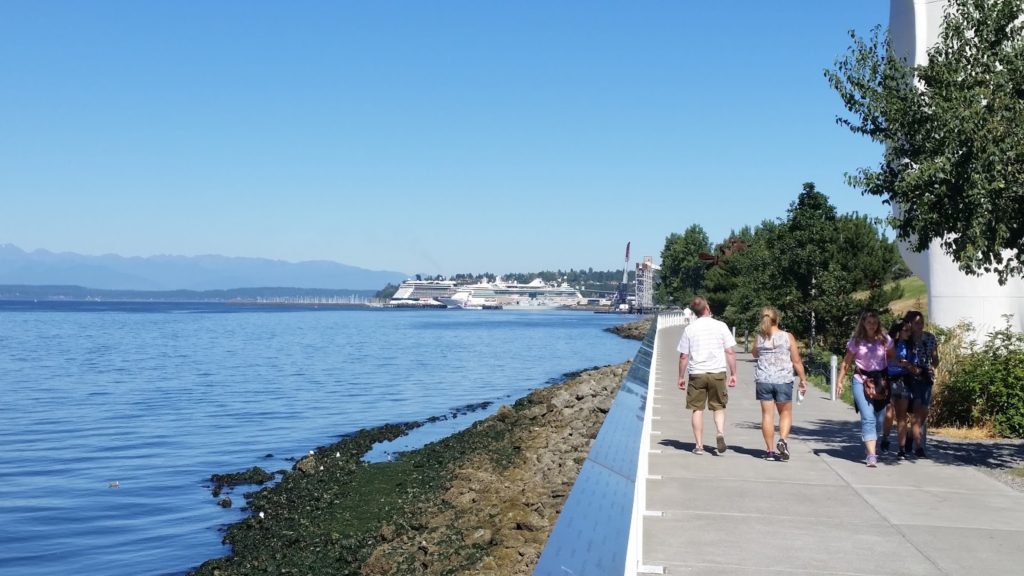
{"left": 440, "top": 278, "right": 584, "bottom": 310}
{"left": 387, "top": 280, "right": 457, "bottom": 307}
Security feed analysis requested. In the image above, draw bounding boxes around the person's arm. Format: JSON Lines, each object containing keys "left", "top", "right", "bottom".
{"left": 885, "top": 335, "right": 896, "bottom": 362}
{"left": 789, "top": 333, "right": 808, "bottom": 392}
{"left": 678, "top": 353, "right": 689, "bottom": 390}
{"left": 751, "top": 334, "right": 760, "bottom": 359}
{"left": 836, "top": 349, "right": 856, "bottom": 395}
{"left": 930, "top": 334, "right": 940, "bottom": 368}
{"left": 725, "top": 347, "right": 738, "bottom": 387}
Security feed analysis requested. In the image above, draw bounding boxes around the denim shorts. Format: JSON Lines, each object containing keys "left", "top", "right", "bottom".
{"left": 889, "top": 374, "right": 913, "bottom": 401}
{"left": 755, "top": 381, "right": 794, "bottom": 403}
{"left": 910, "top": 378, "right": 933, "bottom": 407}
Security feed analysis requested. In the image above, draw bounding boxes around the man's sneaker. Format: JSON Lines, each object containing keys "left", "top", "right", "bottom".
{"left": 866, "top": 454, "right": 878, "bottom": 467}
{"left": 776, "top": 439, "right": 791, "bottom": 461}
{"left": 897, "top": 450, "right": 907, "bottom": 460}
{"left": 716, "top": 434, "right": 728, "bottom": 454}
{"left": 762, "top": 451, "right": 777, "bottom": 461}
{"left": 879, "top": 438, "right": 891, "bottom": 453}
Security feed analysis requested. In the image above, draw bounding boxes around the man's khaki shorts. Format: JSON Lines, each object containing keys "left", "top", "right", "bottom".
{"left": 686, "top": 372, "right": 728, "bottom": 411}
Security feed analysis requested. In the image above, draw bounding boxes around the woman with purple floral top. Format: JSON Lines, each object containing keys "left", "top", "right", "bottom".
{"left": 836, "top": 310, "right": 896, "bottom": 467}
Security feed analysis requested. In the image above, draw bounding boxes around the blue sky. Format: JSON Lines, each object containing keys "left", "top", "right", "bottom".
{"left": 0, "top": 1, "right": 890, "bottom": 277}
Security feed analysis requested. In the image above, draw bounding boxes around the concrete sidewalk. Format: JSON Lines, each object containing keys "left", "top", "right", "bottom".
{"left": 641, "top": 325, "right": 1024, "bottom": 575}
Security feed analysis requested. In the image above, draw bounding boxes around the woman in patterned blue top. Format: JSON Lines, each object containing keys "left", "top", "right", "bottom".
{"left": 884, "top": 320, "right": 921, "bottom": 459}
{"left": 904, "top": 310, "right": 940, "bottom": 457}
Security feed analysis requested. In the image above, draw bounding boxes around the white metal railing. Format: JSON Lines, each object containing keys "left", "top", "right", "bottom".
{"left": 622, "top": 314, "right": 683, "bottom": 575}
{"left": 656, "top": 310, "right": 692, "bottom": 328}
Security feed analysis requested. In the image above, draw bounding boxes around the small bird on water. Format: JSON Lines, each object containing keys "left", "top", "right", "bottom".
{"left": 108, "top": 481, "right": 120, "bottom": 488}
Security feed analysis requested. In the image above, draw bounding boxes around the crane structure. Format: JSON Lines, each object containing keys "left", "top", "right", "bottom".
{"left": 610, "top": 242, "right": 631, "bottom": 311}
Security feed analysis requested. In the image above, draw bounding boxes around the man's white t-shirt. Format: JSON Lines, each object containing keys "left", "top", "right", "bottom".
{"left": 677, "top": 316, "right": 736, "bottom": 374}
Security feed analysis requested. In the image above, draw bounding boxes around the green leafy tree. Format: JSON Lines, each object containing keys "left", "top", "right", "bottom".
{"left": 775, "top": 183, "right": 840, "bottom": 343}
{"left": 826, "top": 0, "right": 1024, "bottom": 283}
{"left": 656, "top": 224, "right": 710, "bottom": 306}
{"left": 722, "top": 220, "right": 792, "bottom": 332}
{"left": 719, "top": 185, "right": 902, "bottom": 353}
{"left": 703, "top": 226, "right": 755, "bottom": 315}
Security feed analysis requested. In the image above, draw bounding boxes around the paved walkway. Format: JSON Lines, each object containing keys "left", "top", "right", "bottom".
{"left": 641, "top": 324, "right": 1024, "bottom": 575}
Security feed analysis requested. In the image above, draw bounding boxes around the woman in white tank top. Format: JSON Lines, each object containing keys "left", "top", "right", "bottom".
{"left": 751, "top": 307, "right": 808, "bottom": 461}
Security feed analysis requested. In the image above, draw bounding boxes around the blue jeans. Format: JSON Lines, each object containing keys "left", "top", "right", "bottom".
{"left": 852, "top": 376, "right": 886, "bottom": 442}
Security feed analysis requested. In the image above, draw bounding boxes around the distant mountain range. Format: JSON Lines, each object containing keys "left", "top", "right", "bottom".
{"left": 0, "top": 244, "right": 409, "bottom": 290}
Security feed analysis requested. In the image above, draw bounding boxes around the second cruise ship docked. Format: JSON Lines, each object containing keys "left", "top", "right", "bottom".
{"left": 387, "top": 277, "right": 584, "bottom": 309}
{"left": 439, "top": 278, "right": 584, "bottom": 309}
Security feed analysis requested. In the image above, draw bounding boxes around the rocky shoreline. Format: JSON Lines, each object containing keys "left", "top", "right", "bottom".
{"left": 603, "top": 316, "right": 652, "bottom": 340}
{"left": 190, "top": 361, "right": 631, "bottom": 575}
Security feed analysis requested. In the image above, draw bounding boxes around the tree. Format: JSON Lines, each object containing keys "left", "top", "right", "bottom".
{"left": 702, "top": 227, "right": 755, "bottom": 315}
{"left": 826, "top": 0, "right": 1024, "bottom": 283}
{"left": 722, "top": 220, "right": 792, "bottom": 332}
{"left": 775, "top": 183, "right": 840, "bottom": 344}
{"left": 656, "top": 224, "right": 710, "bottom": 306}
{"left": 718, "top": 185, "right": 902, "bottom": 353}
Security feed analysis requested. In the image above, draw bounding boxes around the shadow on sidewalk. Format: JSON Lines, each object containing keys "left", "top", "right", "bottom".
{"left": 657, "top": 438, "right": 698, "bottom": 452}
{"left": 788, "top": 417, "right": 1024, "bottom": 469}
{"left": 926, "top": 437, "right": 1024, "bottom": 469}
{"left": 790, "top": 418, "right": 873, "bottom": 463}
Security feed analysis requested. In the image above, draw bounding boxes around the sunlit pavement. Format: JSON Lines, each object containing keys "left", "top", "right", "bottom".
{"left": 641, "top": 325, "right": 1024, "bottom": 576}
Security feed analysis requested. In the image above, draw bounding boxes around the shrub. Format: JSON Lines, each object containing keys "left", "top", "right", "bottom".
{"left": 933, "top": 318, "right": 1024, "bottom": 438}
{"left": 929, "top": 322, "right": 978, "bottom": 427}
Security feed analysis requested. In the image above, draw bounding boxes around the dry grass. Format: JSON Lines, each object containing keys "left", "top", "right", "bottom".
{"left": 889, "top": 294, "right": 928, "bottom": 318}
{"left": 1010, "top": 467, "right": 1024, "bottom": 478}
{"left": 931, "top": 425, "right": 996, "bottom": 440}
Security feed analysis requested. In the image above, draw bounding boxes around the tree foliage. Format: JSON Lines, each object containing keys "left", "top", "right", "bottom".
{"left": 656, "top": 224, "right": 710, "bottom": 306}
{"left": 704, "top": 184, "right": 902, "bottom": 353}
{"left": 826, "top": 0, "right": 1024, "bottom": 283}
{"left": 702, "top": 226, "right": 755, "bottom": 315}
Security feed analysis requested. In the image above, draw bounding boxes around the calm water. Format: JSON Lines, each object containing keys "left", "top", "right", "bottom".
{"left": 0, "top": 302, "right": 638, "bottom": 576}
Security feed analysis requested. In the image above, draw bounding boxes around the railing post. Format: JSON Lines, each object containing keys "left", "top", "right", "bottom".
{"left": 830, "top": 354, "right": 838, "bottom": 401}
{"left": 743, "top": 329, "right": 749, "bottom": 353}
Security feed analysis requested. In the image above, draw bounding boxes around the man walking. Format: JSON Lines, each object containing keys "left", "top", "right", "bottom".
{"left": 677, "top": 296, "right": 737, "bottom": 455}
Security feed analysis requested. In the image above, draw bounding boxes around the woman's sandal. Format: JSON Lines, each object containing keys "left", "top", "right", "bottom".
{"left": 692, "top": 447, "right": 706, "bottom": 455}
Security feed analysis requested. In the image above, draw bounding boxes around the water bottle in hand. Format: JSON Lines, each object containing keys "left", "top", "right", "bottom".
{"left": 797, "top": 388, "right": 806, "bottom": 405}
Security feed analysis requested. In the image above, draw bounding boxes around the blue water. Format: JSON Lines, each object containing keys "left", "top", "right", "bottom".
{"left": 0, "top": 302, "right": 638, "bottom": 576}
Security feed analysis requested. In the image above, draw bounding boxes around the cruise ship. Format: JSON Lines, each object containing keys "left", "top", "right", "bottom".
{"left": 387, "top": 280, "right": 456, "bottom": 307}
{"left": 440, "top": 278, "right": 584, "bottom": 310}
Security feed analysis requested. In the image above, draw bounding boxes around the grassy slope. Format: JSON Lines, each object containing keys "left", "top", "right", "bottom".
{"left": 887, "top": 276, "right": 927, "bottom": 317}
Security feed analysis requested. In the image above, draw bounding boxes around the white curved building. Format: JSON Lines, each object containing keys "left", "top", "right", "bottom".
{"left": 889, "top": 0, "right": 1024, "bottom": 335}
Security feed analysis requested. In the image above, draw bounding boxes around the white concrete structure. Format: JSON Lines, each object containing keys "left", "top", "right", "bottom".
{"left": 888, "top": 0, "right": 1024, "bottom": 335}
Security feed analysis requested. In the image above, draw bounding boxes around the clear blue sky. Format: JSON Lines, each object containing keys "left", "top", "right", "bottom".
{"left": 0, "top": 1, "right": 890, "bottom": 277}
